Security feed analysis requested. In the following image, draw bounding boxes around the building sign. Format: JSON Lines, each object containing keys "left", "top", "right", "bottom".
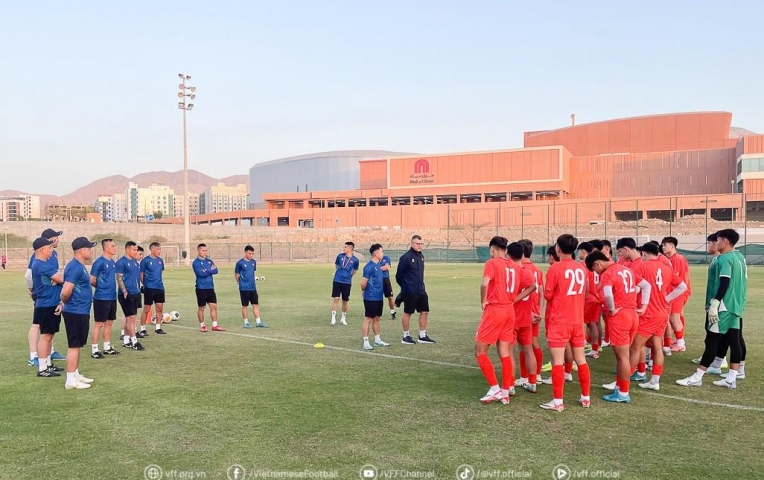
{"left": 409, "top": 159, "right": 435, "bottom": 184}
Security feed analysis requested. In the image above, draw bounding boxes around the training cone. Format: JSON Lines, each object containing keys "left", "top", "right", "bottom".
{"left": 314, "top": 343, "right": 325, "bottom": 349}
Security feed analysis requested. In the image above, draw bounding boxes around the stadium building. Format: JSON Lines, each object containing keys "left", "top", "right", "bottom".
{"left": 193, "top": 112, "right": 764, "bottom": 228}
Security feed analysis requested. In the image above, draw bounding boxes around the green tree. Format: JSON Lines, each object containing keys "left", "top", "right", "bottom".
{"left": 152, "top": 211, "right": 163, "bottom": 220}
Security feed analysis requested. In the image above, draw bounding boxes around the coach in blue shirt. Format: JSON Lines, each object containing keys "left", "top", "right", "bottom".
{"left": 139, "top": 242, "right": 166, "bottom": 336}
{"left": 360, "top": 244, "right": 390, "bottom": 350}
{"left": 395, "top": 235, "right": 434, "bottom": 345}
{"left": 193, "top": 243, "right": 225, "bottom": 332}
{"left": 31, "top": 236, "right": 64, "bottom": 376}
{"left": 330, "top": 241, "right": 359, "bottom": 326}
{"left": 116, "top": 241, "right": 144, "bottom": 350}
{"left": 60, "top": 236, "right": 97, "bottom": 390}
{"left": 235, "top": 245, "right": 268, "bottom": 329}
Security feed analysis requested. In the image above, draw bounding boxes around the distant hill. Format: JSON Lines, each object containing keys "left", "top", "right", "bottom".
{"left": 0, "top": 170, "right": 250, "bottom": 209}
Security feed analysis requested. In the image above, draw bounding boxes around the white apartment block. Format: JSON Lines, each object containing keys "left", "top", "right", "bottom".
{"left": 204, "top": 183, "right": 248, "bottom": 214}
{"left": 173, "top": 192, "right": 200, "bottom": 218}
{"left": 0, "top": 195, "right": 41, "bottom": 221}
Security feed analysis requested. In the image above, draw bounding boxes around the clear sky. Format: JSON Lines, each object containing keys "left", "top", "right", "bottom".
{"left": 1, "top": 0, "right": 762, "bottom": 195}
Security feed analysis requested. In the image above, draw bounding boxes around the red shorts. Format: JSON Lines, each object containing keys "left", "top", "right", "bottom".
{"left": 637, "top": 315, "right": 670, "bottom": 339}
{"left": 670, "top": 296, "right": 688, "bottom": 315}
{"left": 532, "top": 321, "right": 540, "bottom": 338}
{"left": 476, "top": 305, "right": 515, "bottom": 345}
{"left": 608, "top": 309, "right": 638, "bottom": 346}
{"left": 584, "top": 303, "right": 601, "bottom": 324}
{"left": 514, "top": 325, "right": 532, "bottom": 346}
{"left": 546, "top": 322, "right": 586, "bottom": 349}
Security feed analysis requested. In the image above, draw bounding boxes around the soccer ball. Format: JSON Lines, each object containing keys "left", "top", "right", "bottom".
{"left": 170, "top": 311, "right": 180, "bottom": 321}
{"left": 162, "top": 313, "right": 172, "bottom": 324}
{"left": 259, "top": 276, "right": 266, "bottom": 281}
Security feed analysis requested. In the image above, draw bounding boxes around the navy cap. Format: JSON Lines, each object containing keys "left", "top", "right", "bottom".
{"left": 41, "top": 228, "right": 63, "bottom": 239}
{"left": 33, "top": 237, "right": 54, "bottom": 250}
{"left": 71, "top": 237, "right": 97, "bottom": 251}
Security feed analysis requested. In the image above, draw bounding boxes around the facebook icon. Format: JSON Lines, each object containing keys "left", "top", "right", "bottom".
{"left": 227, "top": 465, "right": 246, "bottom": 480}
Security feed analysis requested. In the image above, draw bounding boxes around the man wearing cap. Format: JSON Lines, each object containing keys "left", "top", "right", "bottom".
{"left": 30, "top": 237, "right": 65, "bottom": 377}
{"left": 60, "top": 237, "right": 97, "bottom": 390}
{"left": 25, "top": 228, "right": 65, "bottom": 367}
{"left": 90, "top": 238, "right": 120, "bottom": 358}
{"left": 139, "top": 242, "right": 166, "bottom": 336}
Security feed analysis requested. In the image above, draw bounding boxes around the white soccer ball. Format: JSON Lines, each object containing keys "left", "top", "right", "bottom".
{"left": 170, "top": 310, "right": 180, "bottom": 321}
{"left": 162, "top": 313, "right": 172, "bottom": 324}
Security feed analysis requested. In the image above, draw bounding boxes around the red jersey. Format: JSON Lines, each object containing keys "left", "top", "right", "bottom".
{"left": 544, "top": 258, "right": 586, "bottom": 326}
{"left": 513, "top": 261, "right": 539, "bottom": 327}
{"left": 484, "top": 257, "right": 529, "bottom": 307}
{"left": 600, "top": 264, "right": 643, "bottom": 310}
{"left": 631, "top": 259, "right": 682, "bottom": 318}
{"left": 658, "top": 253, "right": 671, "bottom": 267}
{"left": 585, "top": 264, "right": 601, "bottom": 305}
{"left": 617, "top": 256, "right": 632, "bottom": 269}
{"left": 668, "top": 253, "right": 691, "bottom": 295}
{"left": 521, "top": 259, "right": 544, "bottom": 316}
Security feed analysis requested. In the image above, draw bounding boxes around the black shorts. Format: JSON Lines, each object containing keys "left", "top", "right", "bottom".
{"left": 118, "top": 293, "right": 142, "bottom": 317}
{"left": 34, "top": 306, "right": 61, "bottom": 335}
{"left": 240, "top": 290, "right": 259, "bottom": 306}
{"left": 62, "top": 312, "right": 90, "bottom": 348}
{"left": 332, "top": 281, "right": 352, "bottom": 301}
{"left": 143, "top": 288, "right": 165, "bottom": 306}
{"left": 402, "top": 292, "right": 429, "bottom": 315}
{"left": 364, "top": 300, "right": 384, "bottom": 318}
{"left": 93, "top": 299, "right": 117, "bottom": 321}
{"left": 196, "top": 288, "right": 217, "bottom": 307}
{"left": 383, "top": 278, "right": 393, "bottom": 298}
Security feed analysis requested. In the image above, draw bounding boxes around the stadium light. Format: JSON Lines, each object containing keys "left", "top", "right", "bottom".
{"left": 178, "top": 73, "right": 196, "bottom": 267}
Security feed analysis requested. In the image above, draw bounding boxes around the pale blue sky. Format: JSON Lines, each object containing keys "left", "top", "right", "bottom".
{"left": 1, "top": 0, "right": 762, "bottom": 195}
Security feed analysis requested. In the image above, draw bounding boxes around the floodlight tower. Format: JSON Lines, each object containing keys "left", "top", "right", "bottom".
{"left": 178, "top": 74, "right": 196, "bottom": 266}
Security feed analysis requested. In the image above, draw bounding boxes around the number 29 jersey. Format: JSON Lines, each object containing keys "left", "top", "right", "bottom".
{"left": 484, "top": 257, "right": 532, "bottom": 307}
{"left": 544, "top": 258, "right": 587, "bottom": 326}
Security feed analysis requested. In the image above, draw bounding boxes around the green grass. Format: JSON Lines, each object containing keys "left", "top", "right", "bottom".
{"left": 0, "top": 264, "right": 762, "bottom": 480}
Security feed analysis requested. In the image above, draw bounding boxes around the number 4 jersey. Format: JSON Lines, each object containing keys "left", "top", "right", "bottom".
{"left": 631, "top": 259, "right": 681, "bottom": 317}
{"left": 544, "top": 258, "right": 587, "bottom": 325}
{"left": 484, "top": 257, "right": 533, "bottom": 307}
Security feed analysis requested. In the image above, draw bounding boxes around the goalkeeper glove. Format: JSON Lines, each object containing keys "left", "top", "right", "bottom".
{"left": 708, "top": 299, "right": 720, "bottom": 324}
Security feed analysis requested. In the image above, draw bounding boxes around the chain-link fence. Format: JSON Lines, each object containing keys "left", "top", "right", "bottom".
{"left": 3, "top": 193, "right": 764, "bottom": 267}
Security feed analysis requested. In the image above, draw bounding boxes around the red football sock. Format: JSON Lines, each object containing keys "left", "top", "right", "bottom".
{"left": 663, "top": 337, "right": 672, "bottom": 348}
{"left": 534, "top": 347, "right": 543, "bottom": 375}
{"left": 592, "top": 343, "right": 600, "bottom": 353}
{"left": 652, "top": 364, "right": 664, "bottom": 376}
{"left": 638, "top": 362, "right": 647, "bottom": 374}
{"left": 564, "top": 362, "right": 573, "bottom": 374}
{"left": 617, "top": 378, "right": 630, "bottom": 394}
{"left": 578, "top": 363, "right": 591, "bottom": 397}
{"left": 630, "top": 367, "right": 636, "bottom": 375}
{"left": 519, "top": 351, "right": 528, "bottom": 378}
{"left": 552, "top": 365, "right": 564, "bottom": 400}
{"left": 585, "top": 334, "right": 591, "bottom": 344}
{"left": 675, "top": 330, "right": 684, "bottom": 340}
{"left": 477, "top": 354, "right": 498, "bottom": 387}
{"left": 500, "top": 356, "right": 514, "bottom": 390}
{"left": 529, "top": 373, "right": 537, "bottom": 385}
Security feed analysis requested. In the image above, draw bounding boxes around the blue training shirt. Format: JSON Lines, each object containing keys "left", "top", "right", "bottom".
{"left": 235, "top": 258, "right": 257, "bottom": 291}
{"left": 116, "top": 256, "right": 141, "bottom": 295}
{"left": 28, "top": 249, "right": 58, "bottom": 269}
{"left": 91, "top": 256, "right": 117, "bottom": 300}
{"left": 193, "top": 257, "right": 218, "bottom": 289}
{"left": 140, "top": 255, "right": 165, "bottom": 290}
{"left": 32, "top": 257, "right": 63, "bottom": 308}
{"left": 333, "top": 253, "right": 359, "bottom": 284}
{"left": 362, "top": 260, "right": 384, "bottom": 301}
{"left": 380, "top": 255, "right": 392, "bottom": 279}
{"left": 62, "top": 258, "right": 93, "bottom": 315}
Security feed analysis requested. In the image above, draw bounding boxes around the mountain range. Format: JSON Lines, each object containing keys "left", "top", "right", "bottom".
{"left": 0, "top": 170, "right": 249, "bottom": 208}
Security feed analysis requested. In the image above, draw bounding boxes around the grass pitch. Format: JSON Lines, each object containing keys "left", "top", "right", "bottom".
{"left": 0, "top": 264, "right": 762, "bottom": 480}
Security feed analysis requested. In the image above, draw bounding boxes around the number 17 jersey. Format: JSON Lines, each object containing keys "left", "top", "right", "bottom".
{"left": 484, "top": 257, "right": 531, "bottom": 307}
{"left": 544, "top": 258, "right": 586, "bottom": 325}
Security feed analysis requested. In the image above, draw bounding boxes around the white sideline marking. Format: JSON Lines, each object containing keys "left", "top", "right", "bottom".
{"left": 173, "top": 325, "right": 479, "bottom": 370}
{"left": 173, "top": 325, "right": 764, "bottom": 412}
